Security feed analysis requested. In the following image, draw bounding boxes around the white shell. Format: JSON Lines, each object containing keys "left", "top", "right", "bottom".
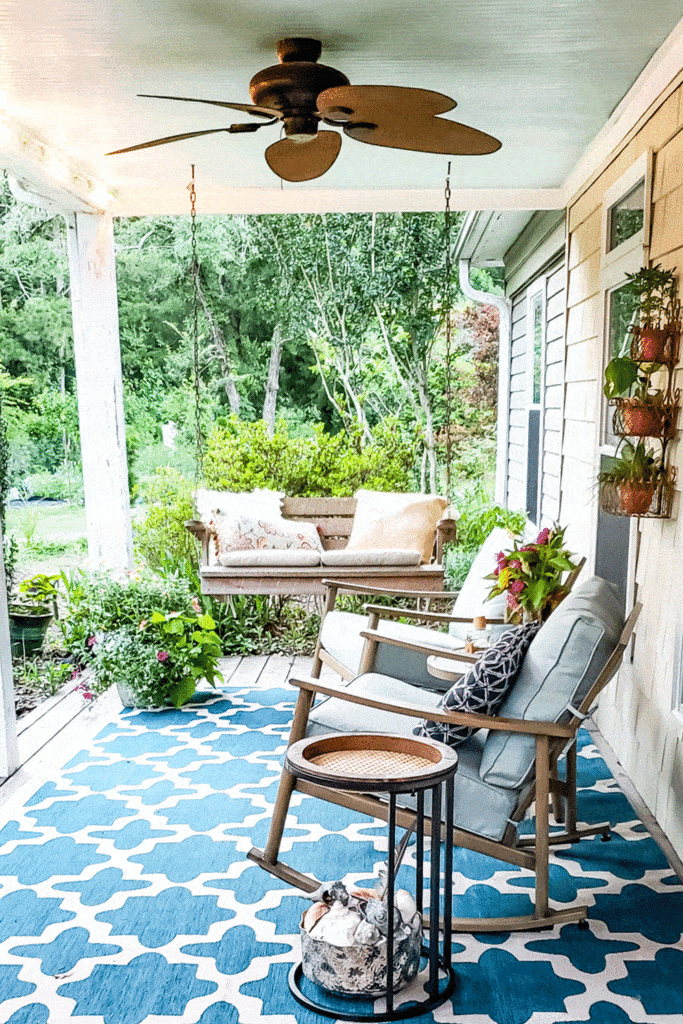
{"left": 303, "top": 902, "right": 329, "bottom": 933}
{"left": 394, "top": 889, "right": 417, "bottom": 926}
{"left": 314, "top": 903, "right": 364, "bottom": 947}
{"left": 354, "top": 919, "right": 382, "bottom": 945}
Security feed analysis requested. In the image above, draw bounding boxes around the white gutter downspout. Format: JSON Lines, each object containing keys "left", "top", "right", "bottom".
{"left": 458, "top": 257, "right": 511, "bottom": 507}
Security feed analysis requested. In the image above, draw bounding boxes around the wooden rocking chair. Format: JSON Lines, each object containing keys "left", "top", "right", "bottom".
{"left": 249, "top": 579, "right": 640, "bottom": 932}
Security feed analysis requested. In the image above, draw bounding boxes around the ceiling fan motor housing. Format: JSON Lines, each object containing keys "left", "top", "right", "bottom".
{"left": 249, "top": 38, "right": 349, "bottom": 141}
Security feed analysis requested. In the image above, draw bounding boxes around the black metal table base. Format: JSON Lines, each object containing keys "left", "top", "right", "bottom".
{"left": 288, "top": 949, "right": 457, "bottom": 1022}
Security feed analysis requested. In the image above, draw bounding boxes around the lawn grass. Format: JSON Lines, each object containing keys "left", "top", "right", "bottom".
{"left": 7, "top": 502, "right": 88, "bottom": 579}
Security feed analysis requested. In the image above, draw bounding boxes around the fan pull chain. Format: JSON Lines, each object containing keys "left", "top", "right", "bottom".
{"left": 188, "top": 164, "right": 205, "bottom": 486}
{"left": 444, "top": 161, "right": 453, "bottom": 497}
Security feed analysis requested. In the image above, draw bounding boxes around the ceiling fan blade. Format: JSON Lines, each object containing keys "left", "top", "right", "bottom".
{"left": 265, "top": 130, "right": 341, "bottom": 182}
{"left": 138, "top": 93, "right": 279, "bottom": 120}
{"left": 106, "top": 127, "right": 234, "bottom": 156}
{"left": 317, "top": 85, "right": 501, "bottom": 155}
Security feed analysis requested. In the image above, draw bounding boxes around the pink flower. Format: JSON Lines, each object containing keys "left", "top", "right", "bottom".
{"left": 507, "top": 592, "right": 520, "bottom": 609}
{"left": 82, "top": 691, "right": 94, "bottom": 700}
{"left": 536, "top": 527, "right": 551, "bottom": 545}
{"left": 157, "top": 651, "right": 169, "bottom": 663}
{"left": 191, "top": 597, "right": 202, "bottom": 614}
{"left": 509, "top": 559, "right": 523, "bottom": 572}
{"left": 70, "top": 669, "right": 81, "bottom": 680}
{"left": 86, "top": 635, "right": 96, "bottom": 648}
{"left": 520, "top": 544, "right": 536, "bottom": 552}
{"left": 509, "top": 578, "right": 526, "bottom": 596}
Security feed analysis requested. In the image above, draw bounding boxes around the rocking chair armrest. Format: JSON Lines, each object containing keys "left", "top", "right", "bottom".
{"left": 363, "top": 604, "right": 505, "bottom": 626}
{"left": 359, "top": 628, "right": 481, "bottom": 664}
{"left": 321, "top": 579, "right": 459, "bottom": 601}
{"left": 288, "top": 675, "right": 574, "bottom": 738}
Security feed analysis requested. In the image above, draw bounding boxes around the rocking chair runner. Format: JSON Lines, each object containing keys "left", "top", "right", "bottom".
{"left": 248, "top": 580, "right": 640, "bottom": 932}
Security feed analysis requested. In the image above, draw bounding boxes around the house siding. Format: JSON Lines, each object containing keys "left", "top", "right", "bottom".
{"left": 559, "top": 82, "right": 683, "bottom": 858}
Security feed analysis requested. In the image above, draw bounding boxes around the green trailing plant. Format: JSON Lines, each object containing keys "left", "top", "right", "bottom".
{"left": 86, "top": 609, "right": 223, "bottom": 708}
{"left": 486, "top": 524, "right": 579, "bottom": 624}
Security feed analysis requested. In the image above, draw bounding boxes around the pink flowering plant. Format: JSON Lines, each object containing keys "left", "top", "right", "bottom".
{"left": 86, "top": 609, "right": 223, "bottom": 708}
{"left": 486, "top": 525, "right": 579, "bottom": 624}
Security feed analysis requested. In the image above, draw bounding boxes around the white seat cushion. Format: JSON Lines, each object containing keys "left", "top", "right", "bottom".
{"left": 217, "top": 549, "right": 321, "bottom": 567}
{"left": 321, "top": 549, "right": 421, "bottom": 567}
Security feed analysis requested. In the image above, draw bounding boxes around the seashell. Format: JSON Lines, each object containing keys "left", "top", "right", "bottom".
{"left": 303, "top": 901, "right": 329, "bottom": 933}
{"left": 314, "top": 904, "right": 364, "bottom": 947}
{"left": 364, "top": 899, "right": 401, "bottom": 936}
{"left": 394, "top": 889, "right": 417, "bottom": 926}
{"left": 350, "top": 887, "right": 375, "bottom": 903}
{"left": 353, "top": 919, "right": 382, "bottom": 945}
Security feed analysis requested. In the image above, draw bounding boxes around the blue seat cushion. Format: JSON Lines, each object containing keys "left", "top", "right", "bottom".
{"left": 306, "top": 672, "right": 521, "bottom": 842}
{"left": 480, "top": 577, "right": 624, "bottom": 790}
{"left": 320, "top": 610, "right": 466, "bottom": 692}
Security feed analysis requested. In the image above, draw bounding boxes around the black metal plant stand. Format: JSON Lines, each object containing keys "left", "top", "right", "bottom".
{"left": 285, "top": 733, "right": 458, "bottom": 1021}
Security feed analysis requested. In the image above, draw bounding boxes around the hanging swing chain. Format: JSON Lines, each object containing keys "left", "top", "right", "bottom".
{"left": 188, "top": 164, "right": 205, "bottom": 484}
{"left": 444, "top": 162, "right": 453, "bottom": 497}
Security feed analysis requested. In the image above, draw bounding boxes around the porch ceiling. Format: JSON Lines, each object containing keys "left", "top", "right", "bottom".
{"left": 1, "top": 1, "right": 683, "bottom": 216}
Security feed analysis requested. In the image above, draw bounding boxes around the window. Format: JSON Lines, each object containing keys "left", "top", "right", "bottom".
{"left": 608, "top": 180, "right": 645, "bottom": 252}
{"left": 532, "top": 294, "right": 543, "bottom": 405}
{"left": 603, "top": 282, "right": 640, "bottom": 446}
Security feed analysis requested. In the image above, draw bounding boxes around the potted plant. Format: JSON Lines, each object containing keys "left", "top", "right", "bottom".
{"left": 485, "top": 525, "right": 579, "bottom": 624}
{"left": 603, "top": 355, "right": 665, "bottom": 436}
{"left": 9, "top": 572, "right": 61, "bottom": 659}
{"left": 83, "top": 607, "right": 224, "bottom": 709}
{"left": 624, "top": 264, "right": 678, "bottom": 362}
{"left": 598, "top": 440, "right": 664, "bottom": 516}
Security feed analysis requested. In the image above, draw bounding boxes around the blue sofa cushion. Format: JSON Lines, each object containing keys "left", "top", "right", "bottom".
{"left": 413, "top": 623, "right": 539, "bottom": 747}
{"left": 479, "top": 577, "right": 624, "bottom": 789}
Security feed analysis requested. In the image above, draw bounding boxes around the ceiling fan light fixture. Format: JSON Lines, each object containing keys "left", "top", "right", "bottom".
{"left": 283, "top": 115, "right": 319, "bottom": 143}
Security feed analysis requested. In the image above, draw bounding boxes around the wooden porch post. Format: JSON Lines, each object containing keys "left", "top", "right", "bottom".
{"left": 0, "top": 521, "right": 19, "bottom": 780}
{"left": 66, "top": 212, "right": 133, "bottom": 569}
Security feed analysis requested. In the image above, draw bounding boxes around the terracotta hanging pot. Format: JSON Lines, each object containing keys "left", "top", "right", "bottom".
{"left": 619, "top": 399, "right": 661, "bottom": 437}
{"left": 618, "top": 481, "right": 655, "bottom": 516}
{"left": 635, "top": 326, "right": 668, "bottom": 362}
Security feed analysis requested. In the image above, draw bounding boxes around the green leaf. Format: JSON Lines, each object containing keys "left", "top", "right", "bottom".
{"left": 169, "top": 677, "right": 196, "bottom": 708}
{"left": 197, "top": 613, "right": 216, "bottom": 630}
{"left": 150, "top": 611, "right": 166, "bottom": 623}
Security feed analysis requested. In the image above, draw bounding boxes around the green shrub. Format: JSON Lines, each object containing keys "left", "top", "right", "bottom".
{"left": 204, "top": 416, "right": 418, "bottom": 496}
{"left": 134, "top": 467, "right": 197, "bottom": 573}
{"left": 60, "top": 569, "right": 195, "bottom": 665}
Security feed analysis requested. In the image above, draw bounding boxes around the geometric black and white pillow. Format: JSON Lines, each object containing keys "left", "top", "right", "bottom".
{"left": 414, "top": 622, "right": 540, "bottom": 749}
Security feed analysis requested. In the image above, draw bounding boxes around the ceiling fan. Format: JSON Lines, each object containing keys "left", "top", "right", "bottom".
{"left": 107, "top": 37, "right": 501, "bottom": 182}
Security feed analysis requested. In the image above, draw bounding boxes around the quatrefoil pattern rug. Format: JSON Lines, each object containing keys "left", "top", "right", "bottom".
{"left": 1, "top": 663, "right": 682, "bottom": 1024}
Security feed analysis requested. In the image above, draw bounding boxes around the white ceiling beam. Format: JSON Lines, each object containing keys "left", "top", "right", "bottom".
{"left": 111, "top": 187, "right": 567, "bottom": 217}
{"left": 0, "top": 113, "right": 114, "bottom": 214}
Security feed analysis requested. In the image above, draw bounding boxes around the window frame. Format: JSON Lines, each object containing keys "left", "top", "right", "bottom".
{"left": 593, "top": 151, "right": 653, "bottom": 656}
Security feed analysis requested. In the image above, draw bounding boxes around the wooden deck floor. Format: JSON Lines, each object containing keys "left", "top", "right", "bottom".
{"left": 1, "top": 652, "right": 681, "bottom": 879}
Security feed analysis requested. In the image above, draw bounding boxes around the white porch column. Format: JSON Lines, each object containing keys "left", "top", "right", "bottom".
{"left": 0, "top": 522, "right": 19, "bottom": 779}
{"left": 66, "top": 212, "right": 133, "bottom": 569}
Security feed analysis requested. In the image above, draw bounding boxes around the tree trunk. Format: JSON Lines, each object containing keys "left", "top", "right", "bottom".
{"left": 194, "top": 271, "right": 241, "bottom": 415}
{"left": 263, "top": 323, "right": 284, "bottom": 436}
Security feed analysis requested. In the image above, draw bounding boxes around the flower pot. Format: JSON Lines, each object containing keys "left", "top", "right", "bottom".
{"left": 634, "top": 326, "right": 668, "bottom": 362}
{"left": 9, "top": 611, "right": 52, "bottom": 659}
{"left": 115, "top": 680, "right": 172, "bottom": 709}
{"left": 618, "top": 400, "right": 661, "bottom": 437}
{"left": 618, "top": 481, "right": 655, "bottom": 516}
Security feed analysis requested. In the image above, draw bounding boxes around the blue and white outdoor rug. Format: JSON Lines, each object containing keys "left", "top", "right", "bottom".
{"left": 1, "top": 663, "right": 682, "bottom": 1024}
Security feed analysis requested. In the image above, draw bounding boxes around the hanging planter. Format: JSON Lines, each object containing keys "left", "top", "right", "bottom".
{"left": 630, "top": 324, "right": 676, "bottom": 363}
{"left": 598, "top": 444, "right": 676, "bottom": 519}
{"left": 611, "top": 397, "right": 678, "bottom": 439}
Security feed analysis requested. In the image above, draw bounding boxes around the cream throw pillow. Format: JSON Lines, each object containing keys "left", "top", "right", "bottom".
{"left": 212, "top": 511, "right": 323, "bottom": 554}
{"left": 347, "top": 490, "right": 448, "bottom": 564}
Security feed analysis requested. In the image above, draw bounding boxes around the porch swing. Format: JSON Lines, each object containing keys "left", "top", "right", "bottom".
{"left": 184, "top": 168, "right": 454, "bottom": 598}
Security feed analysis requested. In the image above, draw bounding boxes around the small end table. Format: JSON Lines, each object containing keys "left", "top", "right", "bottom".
{"left": 285, "top": 732, "right": 458, "bottom": 1021}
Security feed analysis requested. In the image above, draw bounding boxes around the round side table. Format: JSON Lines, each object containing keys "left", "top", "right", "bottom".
{"left": 285, "top": 732, "right": 458, "bottom": 1021}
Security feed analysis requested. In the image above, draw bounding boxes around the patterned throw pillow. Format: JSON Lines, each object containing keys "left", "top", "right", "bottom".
{"left": 211, "top": 511, "right": 323, "bottom": 554}
{"left": 414, "top": 623, "right": 540, "bottom": 748}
